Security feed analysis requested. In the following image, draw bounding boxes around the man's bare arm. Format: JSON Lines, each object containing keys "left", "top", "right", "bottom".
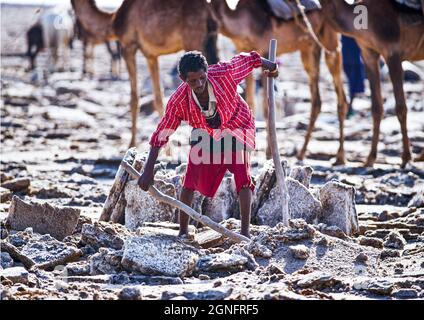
{"left": 138, "top": 146, "right": 160, "bottom": 191}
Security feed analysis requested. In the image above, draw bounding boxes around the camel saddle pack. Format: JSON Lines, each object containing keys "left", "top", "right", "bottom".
{"left": 266, "top": 0, "right": 321, "bottom": 20}
{"left": 267, "top": 0, "right": 423, "bottom": 22}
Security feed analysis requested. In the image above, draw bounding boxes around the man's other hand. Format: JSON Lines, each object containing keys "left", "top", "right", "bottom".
{"left": 263, "top": 68, "right": 279, "bottom": 78}
{"left": 138, "top": 170, "right": 154, "bottom": 191}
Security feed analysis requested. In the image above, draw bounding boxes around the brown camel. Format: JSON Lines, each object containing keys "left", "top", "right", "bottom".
{"left": 320, "top": 0, "right": 424, "bottom": 168}
{"left": 209, "top": 0, "right": 349, "bottom": 164}
{"left": 71, "top": 0, "right": 218, "bottom": 147}
{"left": 74, "top": 19, "right": 121, "bottom": 78}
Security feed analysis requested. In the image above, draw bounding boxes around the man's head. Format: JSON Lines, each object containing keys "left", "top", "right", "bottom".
{"left": 178, "top": 51, "right": 208, "bottom": 94}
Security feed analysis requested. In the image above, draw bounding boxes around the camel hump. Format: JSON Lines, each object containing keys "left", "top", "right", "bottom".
{"left": 266, "top": 0, "right": 321, "bottom": 21}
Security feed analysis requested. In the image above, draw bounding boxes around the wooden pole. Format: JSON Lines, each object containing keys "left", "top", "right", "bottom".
{"left": 267, "top": 39, "right": 290, "bottom": 226}
{"left": 120, "top": 161, "right": 250, "bottom": 244}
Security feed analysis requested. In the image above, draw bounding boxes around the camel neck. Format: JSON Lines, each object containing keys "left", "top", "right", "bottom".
{"left": 71, "top": 0, "right": 116, "bottom": 40}
{"left": 320, "top": 0, "right": 358, "bottom": 35}
{"left": 210, "top": 0, "right": 238, "bottom": 30}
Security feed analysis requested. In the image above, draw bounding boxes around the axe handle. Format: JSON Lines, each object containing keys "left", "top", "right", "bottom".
{"left": 121, "top": 161, "right": 250, "bottom": 243}
{"left": 267, "top": 39, "right": 290, "bottom": 226}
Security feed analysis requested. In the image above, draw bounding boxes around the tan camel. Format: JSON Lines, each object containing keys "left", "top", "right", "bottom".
{"left": 71, "top": 0, "right": 218, "bottom": 147}
{"left": 209, "top": 0, "right": 349, "bottom": 164}
{"left": 320, "top": 0, "right": 424, "bottom": 168}
{"left": 74, "top": 19, "right": 121, "bottom": 77}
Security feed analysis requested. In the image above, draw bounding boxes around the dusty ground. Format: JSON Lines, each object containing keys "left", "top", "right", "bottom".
{"left": 1, "top": 4, "right": 423, "bottom": 301}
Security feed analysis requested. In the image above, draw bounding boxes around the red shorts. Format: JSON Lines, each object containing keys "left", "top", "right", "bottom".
{"left": 182, "top": 148, "right": 254, "bottom": 197}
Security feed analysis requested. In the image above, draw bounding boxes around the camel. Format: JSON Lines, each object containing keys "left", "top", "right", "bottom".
{"left": 26, "top": 23, "right": 43, "bottom": 71}
{"left": 71, "top": 0, "right": 218, "bottom": 147}
{"left": 74, "top": 19, "right": 121, "bottom": 78}
{"left": 27, "top": 12, "right": 120, "bottom": 78}
{"left": 209, "top": 0, "right": 349, "bottom": 164}
{"left": 27, "top": 5, "right": 74, "bottom": 71}
{"left": 319, "top": 0, "right": 424, "bottom": 168}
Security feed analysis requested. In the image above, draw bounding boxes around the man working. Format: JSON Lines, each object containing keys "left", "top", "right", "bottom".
{"left": 138, "top": 51, "right": 278, "bottom": 238}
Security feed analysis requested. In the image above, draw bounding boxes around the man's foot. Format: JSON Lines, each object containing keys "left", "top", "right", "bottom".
{"left": 178, "top": 230, "right": 188, "bottom": 237}
{"left": 178, "top": 231, "right": 193, "bottom": 241}
{"left": 241, "top": 232, "right": 251, "bottom": 239}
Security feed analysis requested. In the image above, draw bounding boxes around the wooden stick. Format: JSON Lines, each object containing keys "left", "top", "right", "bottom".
{"left": 120, "top": 161, "right": 250, "bottom": 243}
{"left": 267, "top": 39, "right": 290, "bottom": 226}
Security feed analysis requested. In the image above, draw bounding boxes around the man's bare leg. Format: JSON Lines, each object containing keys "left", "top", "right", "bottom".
{"left": 178, "top": 187, "right": 194, "bottom": 236}
{"left": 239, "top": 187, "right": 252, "bottom": 238}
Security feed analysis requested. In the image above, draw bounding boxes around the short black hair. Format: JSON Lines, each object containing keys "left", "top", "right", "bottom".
{"left": 178, "top": 51, "right": 208, "bottom": 80}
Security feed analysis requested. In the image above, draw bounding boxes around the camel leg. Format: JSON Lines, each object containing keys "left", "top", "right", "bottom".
{"left": 63, "top": 39, "right": 71, "bottom": 71}
{"left": 53, "top": 48, "right": 59, "bottom": 72}
{"left": 111, "top": 58, "right": 118, "bottom": 79}
{"left": 105, "top": 41, "right": 114, "bottom": 76}
{"left": 146, "top": 56, "right": 169, "bottom": 156}
{"left": 47, "top": 45, "right": 58, "bottom": 72}
{"left": 146, "top": 56, "right": 164, "bottom": 116}
{"left": 87, "top": 42, "right": 95, "bottom": 76}
{"left": 106, "top": 40, "right": 120, "bottom": 79}
{"left": 361, "top": 48, "right": 383, "bottom": 167}
{"left": 28, "top": 45, "right": 41, "bottom": 71}
{"left": 416, "top": 149, "right": 424, "bottom": 162}
{"left": 122, "top": 45, "right": 139, "bottom": 147}
{"left": 146, "top": 55, "right": 168, "bottom": 168}
{"left": 204, "top": 15, "right": 219, "bottom": 65}
{"left": 115, "top": 41, "right": 122, "bottom": 77}
{"left": 386, "top": 54, "right": 411, "bottom": 168}
{"left": 297, "top": 45, "right": 322, "bottom": 162}
{"left": 82, "top": 40, "right": 89, "bottom": 75}
{"left": 65, "top": 49, "right": 70, "bottom": 71}
{"left": 29, "top": 52, "right": 37, "bottom": 71}
{"left": 325, "top": 50, "right": 348, "bottom": 165}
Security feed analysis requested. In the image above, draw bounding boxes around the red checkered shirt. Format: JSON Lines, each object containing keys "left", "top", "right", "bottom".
{"left": 149, "top": 51, "right": 262, "bottom": 150}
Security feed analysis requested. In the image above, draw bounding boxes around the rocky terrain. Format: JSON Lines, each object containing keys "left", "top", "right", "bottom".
{"left": 1, "top": 4, "right": 423, "bottom": 300}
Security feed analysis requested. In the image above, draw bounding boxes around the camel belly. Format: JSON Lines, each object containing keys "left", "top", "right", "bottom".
{"left": 226, "top": 23, "right": 318, "bottom": 55}
{"left": 138, "top": 31, "right": 183, "bottom": 56}
{"left": 403, "top": 27, "right": 424, "bottom": 61}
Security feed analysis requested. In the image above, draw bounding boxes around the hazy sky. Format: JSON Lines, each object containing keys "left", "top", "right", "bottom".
{"left": 0, "top": 0, "right": 239, "bottom": 10}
